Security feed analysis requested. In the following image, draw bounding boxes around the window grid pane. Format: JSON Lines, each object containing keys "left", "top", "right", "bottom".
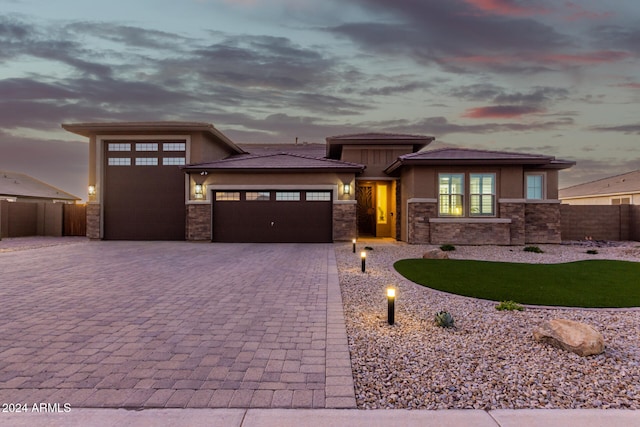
{"left": 215, "top": 192, "right": 240, "bottom": 201}
{"left": 162, "top": 157, "right": 186, "bottom": 165}
{"left": 163, "top": 143, "right": 186, "bottom": 151}
{"left": 526, "top": 175, "right": 543, "bottom": 199}
{"left": 108, "top": 143, "right": 131, "bottom": 151}
{"left": 438, "top": 174, "right": 464, "bottom": 216}
{"left": 135, "top": 157, "right": 158, "bottom": 166}
{"left": 306, "top": 191, "right": 331, "bottom": 201}
{"left": 136, "top": 143, "right": 158, "bottom": 151}
{"left": 108, "top": 158, "right": 131, "bottom": 166}
{"left": 470, "top": 174, "right": 495, "bottom": 216}
{"left": 246, "top": 192, "right": 270, "bottom": 201}
{"left": 276, "top": 192, "right": 300, "bottom": 201}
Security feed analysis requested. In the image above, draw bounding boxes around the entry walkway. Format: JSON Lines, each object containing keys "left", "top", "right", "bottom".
{"left": 0, "top": 240, "right": 354, "bottom": 409}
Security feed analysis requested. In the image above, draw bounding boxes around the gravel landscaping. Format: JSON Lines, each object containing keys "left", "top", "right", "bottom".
{"left": 335, "top": 241, "right": 640, "bottom": 410}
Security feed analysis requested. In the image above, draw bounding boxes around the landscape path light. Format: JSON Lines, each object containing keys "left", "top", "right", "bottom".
{"left": 360, "top": 251, "right": 366, "bottom": 273}
{"left": 387, "top": 287, "right": 396, "bottom": 325}
{"left": 352, "top": 238, "right": 356, "bottom": 253}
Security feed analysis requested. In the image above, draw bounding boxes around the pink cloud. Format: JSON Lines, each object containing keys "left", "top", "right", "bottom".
{"left": 540, "top": 51, "right": 632, "bottom": 65}
{"left": 462, "top": 105, "right": 543, "bottom": 119}
{"left": 614, "top": 82, "right": 640, "bottom": 89}
{"left": 563, "top": 2, "right": 613, "bottom": 22}
{"left": 444, "top": 55, "right": 512, "bottom": 65}
{"left": 462, "top": 0, "right": 550, "bottom": 17}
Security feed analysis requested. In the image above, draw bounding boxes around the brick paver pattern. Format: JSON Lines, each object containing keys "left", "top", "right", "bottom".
{"left": 0, "top": 240, "right": 350, "bottom": 409}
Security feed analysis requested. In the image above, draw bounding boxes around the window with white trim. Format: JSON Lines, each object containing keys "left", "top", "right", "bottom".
{"left": 246, "top": 191, "right": 270, "bottom": 201}
{"left": 470, "top": 174, "right": 495, "bottom": 216}
{"left": 215, "top": 192, "right": 240, "bottom": 201}
{"left": 163, "top": 142, "right": 186, "bottom": 151}
{"left": 108, "top": 158, "right": 131, "bottom": 166}
{"left": 439, "top": 174, "right": 464, "bottom": 216}
{"left": 306, "top": 191, "right": 331, "bottom": 201}
{"left": 108, "top": 143, "right": 131, "bottom": 151}
{"left": 162, "top": 157, "right": 186, "bottom": 165}
{"left": 275, "top": 192, "right": 300, "bottom": 201}
{"left": 526, "top": 174, "right": 544, "bottom": 200}
{"left": 135, "top": 157, "right": 158, "bottom": 166}
{"left": 136, "top": 143, "right": 158, "bottom": 151}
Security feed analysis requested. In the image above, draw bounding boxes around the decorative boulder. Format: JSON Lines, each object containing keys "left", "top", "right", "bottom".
{"left": 422, "top": 249, "right": 449, "bottom": 260}
{"left": 533, "top": 319, "right": 604, "bottom": 357}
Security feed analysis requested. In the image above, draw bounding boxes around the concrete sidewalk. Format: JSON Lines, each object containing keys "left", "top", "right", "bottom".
{"left": 0, "top": 408, "right": 638, "bottom": 427}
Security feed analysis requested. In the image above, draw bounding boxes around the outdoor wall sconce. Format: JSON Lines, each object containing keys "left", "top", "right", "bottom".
{"left": 88, "top": 185, "right": 96, "bottom": 197}
{"left": 343, "top": 183, "right": 351, "bottom": 195}
{"left": 361, "top": 251, "right": 367, "bottom": 273}
{"left": 352, "top": 238, "right": 356, "bottom": 253}
{"left": 387, "top": 288, "right": 396, "bottom": 325}
{"left": 194, "top": 184, "right": 204, "bottom": 199}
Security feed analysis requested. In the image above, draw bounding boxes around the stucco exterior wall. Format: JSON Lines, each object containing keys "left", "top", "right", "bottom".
{"left": 341, "top": 146, "right": 413, "bottom": 178}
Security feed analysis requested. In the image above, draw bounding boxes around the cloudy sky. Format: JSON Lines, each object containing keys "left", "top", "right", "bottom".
{"left": 1, "top": 0, "right": 639, "bottom": 199}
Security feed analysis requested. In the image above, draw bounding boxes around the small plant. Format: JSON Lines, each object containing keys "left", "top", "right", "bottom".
{"left": 364, "top": 246, "right": 373, "bottom": 251}
{"left": 586, "top": 249, "right": 598, "bottom": 255}
{"left": 440, "top": 244, "right": 456, "bottom": 252}
{"left": 495, "top": 300, "right": 524, "bottom": 311}
{"left": 524, "top": 246, "right": 544, "bottom": 253}
{"left": 434, "top": 310, "right": 455, "bottom": 328}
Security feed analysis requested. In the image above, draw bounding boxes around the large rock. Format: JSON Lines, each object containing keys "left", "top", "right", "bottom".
{"left": 422, "top": 249, "right": 449, "bottom": 260}
{"left": 533, "top": 319, "right": 604, "bottom": 357}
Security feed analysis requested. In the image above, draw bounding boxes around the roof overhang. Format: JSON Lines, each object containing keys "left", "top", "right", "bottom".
{"left": 384, "top": 156, "right": 575, "bottom": 175}
{"left": 62, "top": 121, "right": 246, "bottom": 155}
{"left": 325, "top": 133, "right": 435, "bottom": 159}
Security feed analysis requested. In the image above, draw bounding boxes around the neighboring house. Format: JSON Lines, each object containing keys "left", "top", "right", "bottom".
{"left": 0, "top": 170, "right": 80, "bottom": 203}
{"left": 62, "top": 122, "right": 574, "bottom": 244}
{"left": 559, "top": 170, "right": 640, "bottom": 205}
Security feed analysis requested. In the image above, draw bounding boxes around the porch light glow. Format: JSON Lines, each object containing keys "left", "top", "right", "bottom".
{"left": 360, "top": 251, "right": 366, "bottom": 273}
{"left": 195, "top": 184, "right": 204, "bottom": 199}
{"left": 343, "top": 183, "right": 351, "bottom": 195}
{"left": 88, "top": 185, "right": 96, "bottom": 196}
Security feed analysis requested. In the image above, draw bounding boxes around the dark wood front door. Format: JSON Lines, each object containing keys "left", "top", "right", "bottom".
{"left": 356, "top": 184, "right": 375, "bottom": 236}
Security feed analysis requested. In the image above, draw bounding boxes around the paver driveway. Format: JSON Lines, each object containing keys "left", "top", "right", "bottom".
{"left": 0, "top": 240, "right": 354, "bottom": 409}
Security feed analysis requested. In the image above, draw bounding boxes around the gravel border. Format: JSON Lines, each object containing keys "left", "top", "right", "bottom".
{"left": 335, "top": 241, "right": 640, "bottom": 410}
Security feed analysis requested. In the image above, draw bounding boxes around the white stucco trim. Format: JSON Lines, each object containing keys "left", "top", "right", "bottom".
{"left": 429, "top": 218, "right": 512, "bottom": 224}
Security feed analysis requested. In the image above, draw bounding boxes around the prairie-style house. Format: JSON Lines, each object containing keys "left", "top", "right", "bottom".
{"left": 63, "top": 122, "right": 574, "bottom": 245}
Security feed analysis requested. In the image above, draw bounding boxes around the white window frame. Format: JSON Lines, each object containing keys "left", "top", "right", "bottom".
{"left": 438, "top": 173, "right": 464, "bottom": 217}
{"left": 306, "top": 191, "right": 331, "bottom": 201}
{"left": 135, "top": 143, "right": 158, "bottom": 151}
{"left": 246, "top": 191, "right": 271, "bottom": 201}
{"left": 525, "top": 173, "right": 545, "bottom": 200}
{"left": 469, "top": 173, "right": 496, "bottom": 217}
{"left": 162, "top": 157, "right": 186, "bottom": 166}
{"left": 163, "top": 142, "right": 186, "bottom": 151}
{"left": 276, "top": 191, "right": 301, "bottom": 201}
{"left": 135, "top": 157, "right": 159, "bottom": 166}
{"left": 108, "top": 143, "right": 131, "bottom": 151}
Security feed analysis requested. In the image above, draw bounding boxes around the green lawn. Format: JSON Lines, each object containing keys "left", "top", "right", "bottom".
{"left": 394, "top": 259, "right": 640, "bottom": 308}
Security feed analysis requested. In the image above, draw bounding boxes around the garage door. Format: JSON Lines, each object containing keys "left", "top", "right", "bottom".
{"left": 212, "top": 190, "right": 332, "bottom": 243}
{"left": 103, "top": 141, "right": 186, "bottom": 240}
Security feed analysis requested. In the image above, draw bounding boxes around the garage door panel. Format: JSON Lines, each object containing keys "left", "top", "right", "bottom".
{"left": 213, "top": 191, "right": 332, "bottom": 243}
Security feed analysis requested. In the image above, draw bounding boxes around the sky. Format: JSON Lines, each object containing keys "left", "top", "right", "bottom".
{"left": 1, "top": 0, "right": 639, "bottom": 200}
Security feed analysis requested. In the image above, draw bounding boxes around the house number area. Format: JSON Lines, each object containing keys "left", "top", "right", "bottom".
{"left": 2, "top": 402, "right": 71, "bottom": 413}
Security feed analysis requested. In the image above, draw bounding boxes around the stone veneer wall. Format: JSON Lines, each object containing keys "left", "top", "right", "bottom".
{"left": 333, "top": 203, "right": 356, "bottom": 241}
{"left": 525, "top": 203, "right": 561, "bottom": 243}
{"left": 430, "top": 221, "right": 511, "bottom": 245}
{"left": 186, "top": 204, "right": 211, "bottom": 241}
{"left": 500, "top": 202, "right": 525, "bottom": 245}
{"left": 86, "top": 203, "right": 100, "bottom": 239}
{"left": 407, "top": 202, "right": 436, "bottom": 244}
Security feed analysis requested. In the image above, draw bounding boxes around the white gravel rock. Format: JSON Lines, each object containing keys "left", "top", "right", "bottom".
{"left": 336, "top": 241, "right": 640, "bottom": 409}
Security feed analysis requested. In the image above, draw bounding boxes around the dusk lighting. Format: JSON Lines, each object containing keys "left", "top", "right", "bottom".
{"left": 343, "top": 183, "right": 351, "bottom": 195}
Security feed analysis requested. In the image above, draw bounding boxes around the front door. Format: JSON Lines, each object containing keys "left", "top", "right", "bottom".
{"left": 356, "top": 184, "right": 376, "bottom": 236}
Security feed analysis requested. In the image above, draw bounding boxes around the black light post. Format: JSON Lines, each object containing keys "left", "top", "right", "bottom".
{"left": 352, "top": 238, "right": 356, "bottom": 253}
{"left": 387, "top": 288, "right": 395, "bottom": 325}
{"left": 360, "top": 251, "right": 366, "bottom": 273}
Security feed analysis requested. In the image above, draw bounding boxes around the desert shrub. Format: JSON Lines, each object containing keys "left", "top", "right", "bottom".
{"left": 440, "top": 244, "right": 456, "bottom": 252}
{"left": 495, "top": 300, "right": 524, "bottom": 311}
{"left": 524, "top": 246, "right": 544, "bottom": 253}
{"left": 586, "top": 249, "right": 598, "bottom": 255}
{"left": 434, "top": 311, "right": 455, "bottom": 328}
